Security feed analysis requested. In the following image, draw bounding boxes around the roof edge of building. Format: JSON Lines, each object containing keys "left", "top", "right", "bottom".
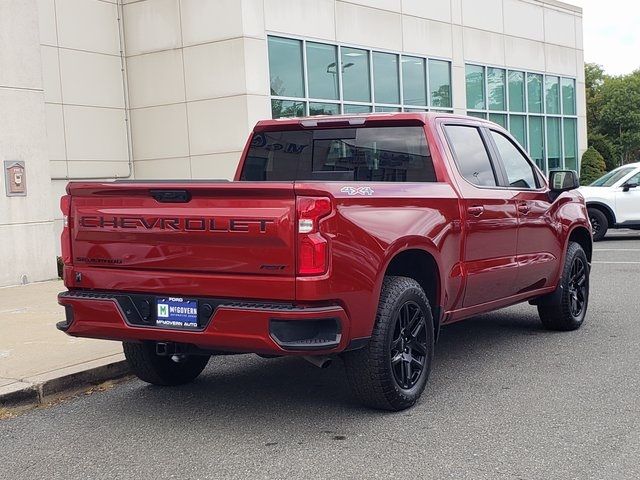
{"left": 535, "top": 0, "right": 583, "bottom": 14}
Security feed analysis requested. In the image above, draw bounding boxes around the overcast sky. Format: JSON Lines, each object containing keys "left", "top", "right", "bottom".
{"left": 570, "top": 0, "right": 640, "bottom": 75}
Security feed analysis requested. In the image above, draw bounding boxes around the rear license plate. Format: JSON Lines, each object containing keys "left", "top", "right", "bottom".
{"left": 156, "top": 297, "right": 199, "bottom": 329}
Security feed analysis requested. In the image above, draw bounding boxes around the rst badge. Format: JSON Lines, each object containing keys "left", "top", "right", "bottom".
{"left": 340, "top": 186, "right": 375, "bottom": 196}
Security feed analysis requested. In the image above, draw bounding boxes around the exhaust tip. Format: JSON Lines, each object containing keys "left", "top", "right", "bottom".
{"left": 303, "top": 356, "right": 332, "bottom": 369}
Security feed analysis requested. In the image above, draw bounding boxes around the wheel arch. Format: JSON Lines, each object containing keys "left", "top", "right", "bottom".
{"left": 567, "top": 225, "right": 593, "bottom": 263}
{"left": 586, "top": 201, "right": 616, "bottom": 227}
{"left": 381, "top": 244, "right": 443, "bottom": 340}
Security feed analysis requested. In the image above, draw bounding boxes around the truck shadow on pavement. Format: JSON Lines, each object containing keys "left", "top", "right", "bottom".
{"left": 105, "top": 307, "right": 555, "bottom": 430}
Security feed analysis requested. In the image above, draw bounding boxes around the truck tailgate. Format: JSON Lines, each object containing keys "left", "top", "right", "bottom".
{"left": 67, "top": 182, "right": 296, "bottom": 280}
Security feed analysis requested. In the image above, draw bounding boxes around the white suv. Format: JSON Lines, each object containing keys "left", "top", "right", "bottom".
{"left": 579, "top": 162, "right": 640, "bottom": 241}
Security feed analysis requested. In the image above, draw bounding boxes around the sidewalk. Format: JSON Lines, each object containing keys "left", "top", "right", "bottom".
{"left": 0, "top": 280, "right": 128, "bottom": 408}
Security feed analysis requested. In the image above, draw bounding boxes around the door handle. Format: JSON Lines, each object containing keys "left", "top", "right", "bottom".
{"left": 517, "top": 203, "right": 531, "bottom": 214}
{"left": 467, "top": 205, "right": 484, "bottom": 217}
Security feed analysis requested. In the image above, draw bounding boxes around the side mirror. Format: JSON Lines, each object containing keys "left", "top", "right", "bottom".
{"left": 622, "top": 182, "right": 638, "bottom": 192}
{"left": 549, "top": 170, "right": 579, "bottom": 193}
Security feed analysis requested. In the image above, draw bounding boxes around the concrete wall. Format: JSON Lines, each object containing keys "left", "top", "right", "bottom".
{"left": 0, "top": 0, "right": 57, "bottom": 286}
{"left": 37, "top": 0, "right": 130, "bottom": 253}
{"left": 122, "top": 0, "right": 269, "bottom": 180}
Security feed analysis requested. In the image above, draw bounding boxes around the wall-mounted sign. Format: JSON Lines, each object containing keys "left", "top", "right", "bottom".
{"left": 4, "top": 161, "right": 27, "bottom": 197}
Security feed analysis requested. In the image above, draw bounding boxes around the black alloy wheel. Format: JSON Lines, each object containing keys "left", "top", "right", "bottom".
{"left": 568, "top": 256, "right": 587, "bottom": 318}
{"left": 390, "top": 301, "right": 428, "bottom": 390}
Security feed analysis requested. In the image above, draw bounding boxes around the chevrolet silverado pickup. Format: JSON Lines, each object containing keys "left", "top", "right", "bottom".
{"left": 57, "top": 113, "right": 592, "bottom": 411}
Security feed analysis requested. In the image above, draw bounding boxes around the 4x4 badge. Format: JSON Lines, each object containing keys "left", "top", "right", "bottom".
{"left": 340, "top": 186, "right": 375, "bottom": 196}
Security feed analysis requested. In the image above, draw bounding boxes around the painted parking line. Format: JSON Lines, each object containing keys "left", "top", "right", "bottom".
{"left": 592, "top": 261, "right": 640, "bottom": 264}
{"left": 594, "top": 249, "right": 640, "bottom": 252}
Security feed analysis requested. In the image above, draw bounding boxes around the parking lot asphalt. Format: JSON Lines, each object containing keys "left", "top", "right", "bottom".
{"left": 2, "top": 232, "right": 640, "bottom": 480}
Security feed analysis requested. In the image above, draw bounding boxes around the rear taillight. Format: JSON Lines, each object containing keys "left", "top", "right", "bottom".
{"left": 296, "top": 196, "right": 332, "bottom": 275}
{"left": 60, "top": 195, "right": 72, "bottom": 265}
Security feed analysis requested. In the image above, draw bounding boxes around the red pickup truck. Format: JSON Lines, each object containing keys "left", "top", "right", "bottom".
{"left": 57, "top": 113, "right": 592, "bottom": 411}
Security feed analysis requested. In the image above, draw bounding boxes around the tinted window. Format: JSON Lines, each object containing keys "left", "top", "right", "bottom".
{"left": 627, "top": 172, "right": 640, "bottom": 185}
{"left": 241, "top": 127, "right": 436, "bottom": 182}
{"left": 445, "top": 125, "right": 497, "bottom": 187}
{"left": 490, "top": 131, "right": 537, "bottom": 189}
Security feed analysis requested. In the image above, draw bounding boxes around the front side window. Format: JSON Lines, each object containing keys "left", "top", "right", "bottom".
{"left": 626, "top": 172, "right": 640, "bottom": 185}
{"left": 490, "top": 131, "right": 537, "bottom": 189}
{"left": 241, "top": 126, "right": 436, "bottom": 183}
{"left": 445, "top": 125, "right": 497, "bottom": 187}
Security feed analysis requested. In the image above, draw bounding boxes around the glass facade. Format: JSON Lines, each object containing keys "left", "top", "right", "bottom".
{"left": 466, "top": 64, "right": 578, "bottom": 173}
{"left": 268, "top": 36, "right": 453, "bottom": 118}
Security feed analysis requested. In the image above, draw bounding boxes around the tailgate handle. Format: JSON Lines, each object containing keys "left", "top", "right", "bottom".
{"left": 150, "top": 190, "right": 191, "bottom": 203}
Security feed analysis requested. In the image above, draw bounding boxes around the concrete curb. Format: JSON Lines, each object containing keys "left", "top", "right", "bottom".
{"left": 0, "top": 355, "right": 130, "bottom": 409}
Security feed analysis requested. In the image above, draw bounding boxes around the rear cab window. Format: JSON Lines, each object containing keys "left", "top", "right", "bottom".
{"left": 443, "top": 125, "right": 497, "bottom": 187}
{"left": 240, "top": 126, "right": 437, "bottom": 182}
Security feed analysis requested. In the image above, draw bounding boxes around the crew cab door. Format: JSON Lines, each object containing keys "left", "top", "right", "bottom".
{"left": 615, "top": 171, "right": 640, "bottom": 224}
{"left": 486, "top": 128, "right": 562, "bottom": 293}
{"left": 443, "top": 124, "right": 519, "bottom": 307}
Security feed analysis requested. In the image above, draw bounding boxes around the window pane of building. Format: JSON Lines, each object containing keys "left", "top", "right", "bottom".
{"left": 509, "top": 114, "right": 527, "bottom": 149}
{"left": 342, "top": 47, "right": 371, "bottom": 102}
{"left": 271, "top": 99, "right": 305, "bottom": 119}
{"left": 508, "top": 71, "right": 525, "bottom": 112}
{"left": 527, "top": 73, "right": 543, "bottom": 113}
{"left": 545, "top": 76, "right": 560, "bottom": 114}
{"left": 562, "top": 78, "right": 576, "bottom": 115}
{"left": 467, "top": 111, "right": 487, "bottom": 119}
{"left": 489, "top": 113, "right": 507, "bottom": 128}
{"left": 487, "top": 67, "right": 506, "bottom": 111}
{"left": 405, "top": 107, "right": 428, "bottom": 112}
{"left": 528, "top": 116, "right": 545, "bottom": 170}
{"left": 375, "top": 106, "right": 401, "bottom": 112}
{"left": 402, "top": 56, "right": 427, "bottom": 106}
{"left": 546, "top": 117, "right": 561, "bottom": 169}
{"left": 309, "top": 102, "right": 340, "bottom": 116}
{"left": 373, "top": 52, "right": 400, "bottom": 104}
{"left": 306, "top": 42, "right": 339, "bottom": 100}
{"left": 564, "top": 118, "right": 578, "bottom": 172}
{"left": 268, "top": 37, "right": 304, "bottom": 98}
{"left": 344, "top": 104, "right": 372, "bottom": 113}
{"left": 466, "top": 65, "right": 485, "bottom": 109}
{"left": 429, "top": 59, "right": 452, "bottom": 108}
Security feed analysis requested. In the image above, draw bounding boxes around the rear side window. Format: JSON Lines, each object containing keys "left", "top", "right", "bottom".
{"left": 490, "top": 130, "right": 538, "bottom": 189}
{"left": 241, "top": 126, "right": 436, "bottom": 182}
{"left": 444, "top": 125, "right": 497, "bottom": 187}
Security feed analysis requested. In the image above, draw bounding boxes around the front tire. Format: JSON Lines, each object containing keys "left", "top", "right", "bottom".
{"left": 588, "top": 207, "right": 608, "bottom": 241}
{"left": 342, "top": 276, "right": 434, "bottom": 411}
{"left": 537, "top": 242, "right": 590, "bottom": 331}
{"left": 123, "top": 342, "right": 210, "bottom": 386}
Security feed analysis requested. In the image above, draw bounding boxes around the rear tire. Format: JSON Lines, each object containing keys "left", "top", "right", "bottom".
{"left": 342, "top": 276, "right": 434, "bottom": 411}
{"left": 123, "top": 342, "right": 210, "bottom": 386}
{"left": 588, "top": 207, "right": 608, "bottom": 241}
{"left": 537, "top": 242, "right": 589, "bottom": 331}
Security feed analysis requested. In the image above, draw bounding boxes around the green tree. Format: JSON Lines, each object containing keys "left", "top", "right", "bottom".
{"left": 588, "top": 132, "right": 618, "bottom": 170}
{"left": 598, "top": 70, "right": 640, "bottom": 165}
{"left": 585, "top": 63, "right": 606, "bottom": 133}
{"left": 580, "top": 147, "right": 607, "bottom": 185}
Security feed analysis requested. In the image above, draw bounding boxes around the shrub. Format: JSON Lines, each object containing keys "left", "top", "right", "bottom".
{"left": 580, "top": 147, "right": 607, "bottom": 185}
